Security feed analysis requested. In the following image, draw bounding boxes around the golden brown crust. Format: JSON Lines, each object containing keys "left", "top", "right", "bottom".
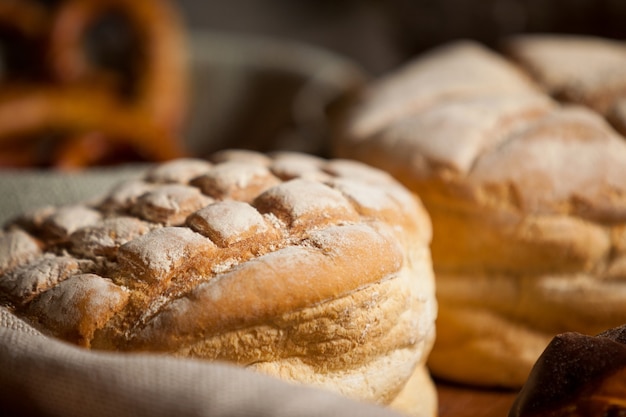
{"left": 0, "top": 230, "right": 41, "bottom": 276}
{"left": 131, "top": 184, "right": 214, "bottom": 226}
{"left": 190, "top": 161, "right": 282, "bottom": 202}
{"left": 0, "top": 151, "right": 436, "bottom": 415}
{"left": 0, "top": 254, "right": 83, "bottom": 306}
{"left": 25, "top": 273, "right": 129, "bottom": 347}
{"left": 126, "top": 224, "right": 403, "bottom": 350}
{"left": 333, "top": 38, "right": 626, "bottom": 388}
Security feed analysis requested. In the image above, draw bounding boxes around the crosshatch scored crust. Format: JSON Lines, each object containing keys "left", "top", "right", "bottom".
{"left": 0, "top": 150, "right": 437, "bottom": 416}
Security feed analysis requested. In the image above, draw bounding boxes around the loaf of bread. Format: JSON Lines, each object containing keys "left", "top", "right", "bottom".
{"left": 0, "top": 150, "right": 437, "bottom": 417}
{"left": 510, "top": 324, "right": 626, "bottom": 417}
{"left": 505, "top": 34, "right": 626, "bottom": 136}
{"left": 333, "top": 36, "right": 626, "bottom": 388}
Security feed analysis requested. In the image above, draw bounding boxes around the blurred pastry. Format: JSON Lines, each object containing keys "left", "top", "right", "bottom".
{"left": 333, "top": 38, "right": 626, "bottom": 387}
{"left": 0, "top": 0, "right": 188, "bottom": 168}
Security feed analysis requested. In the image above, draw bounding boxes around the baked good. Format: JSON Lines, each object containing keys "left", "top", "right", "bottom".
{"left": 332, "top": 38, "right": 626, "bottom": 388}
{"left": 0, "top": 150, "right": 437, "bottom": 417}
{"left": 510, "top": 324, "right": 626, "bottom": 417}
{"left": 504, "top": 34, "right": 626, "bottom": 136}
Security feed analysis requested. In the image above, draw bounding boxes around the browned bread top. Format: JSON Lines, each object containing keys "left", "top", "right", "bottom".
{"left": 335, "top": 40, "right": 626, "bottom": 222}
{"left": 0, "top": 150, "right": 432, "bottom": 354}
{"left": 334, "top": 39, "right": 626, "bottom": 280}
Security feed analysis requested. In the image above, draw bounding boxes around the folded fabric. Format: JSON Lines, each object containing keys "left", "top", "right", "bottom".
{"left": 0, "top": 307, "right": 402, "bottom": 417}
{"left": 0, "top": 165, "right": 148, "bottom": 225}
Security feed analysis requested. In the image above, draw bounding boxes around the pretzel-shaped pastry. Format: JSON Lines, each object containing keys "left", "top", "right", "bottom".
{"left": 0, "top": 0, "right": 188, "bottom": 168}
{"left": 0, "top": 86, "right": 185, "bottom": 167}
{"left": 48, "top": 0, "right": 188, "bottom": 133}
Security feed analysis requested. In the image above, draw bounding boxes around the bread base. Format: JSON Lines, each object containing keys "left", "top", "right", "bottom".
{"left": 389, "top": 364, "right": 437, "bottom": 417}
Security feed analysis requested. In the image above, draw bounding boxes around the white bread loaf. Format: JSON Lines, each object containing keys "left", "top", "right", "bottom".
{"left": 333, "top": 37, "right": 626, "bottom": 388}
{"left": 0, "top": 150, "right": 437, "bottom": 417}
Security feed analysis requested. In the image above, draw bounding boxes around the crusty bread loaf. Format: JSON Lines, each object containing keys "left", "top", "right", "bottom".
{"left": 332, "top": 37, "right": 626, "bottom": 388}
{"left": 510, "top": 324, "right": 626, "bottom": 417}
{"left": 0, "top": 150, "right": 437, "bottom": 417}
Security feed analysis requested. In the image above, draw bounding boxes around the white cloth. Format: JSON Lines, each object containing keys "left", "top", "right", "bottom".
{"left": 0, "top": 307, "right": 401, "bottom": 417}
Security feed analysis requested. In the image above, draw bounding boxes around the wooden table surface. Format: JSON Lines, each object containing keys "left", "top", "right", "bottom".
{"left": 436, "top": 382, "right": 519, "bottom": 417}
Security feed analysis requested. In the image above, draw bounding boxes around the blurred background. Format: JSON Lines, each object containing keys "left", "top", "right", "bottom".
{"left": 0, "top": 0, "right": 625, "bottom": 170}
{"left": 177, "top": 0, "right": 626, "bottom": 75}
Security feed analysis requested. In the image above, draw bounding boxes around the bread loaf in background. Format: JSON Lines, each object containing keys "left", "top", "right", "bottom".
{"left": 505, "top": 35, "right": 626, "bottom": 138}
{"left": 0, "top": 150, "right": 437, "bottom": 417}
{"left": 333, "top": 35, "right": 626, "bottom": 388}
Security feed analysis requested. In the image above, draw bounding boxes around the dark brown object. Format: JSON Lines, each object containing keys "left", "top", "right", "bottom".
{"left": 510, "top": 325, "right": 626, "bottom": 417}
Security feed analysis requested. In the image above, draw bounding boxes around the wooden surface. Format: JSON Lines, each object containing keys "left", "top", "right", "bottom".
{"left": 437, "top": 382, "right": 519, "bottom": 417}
